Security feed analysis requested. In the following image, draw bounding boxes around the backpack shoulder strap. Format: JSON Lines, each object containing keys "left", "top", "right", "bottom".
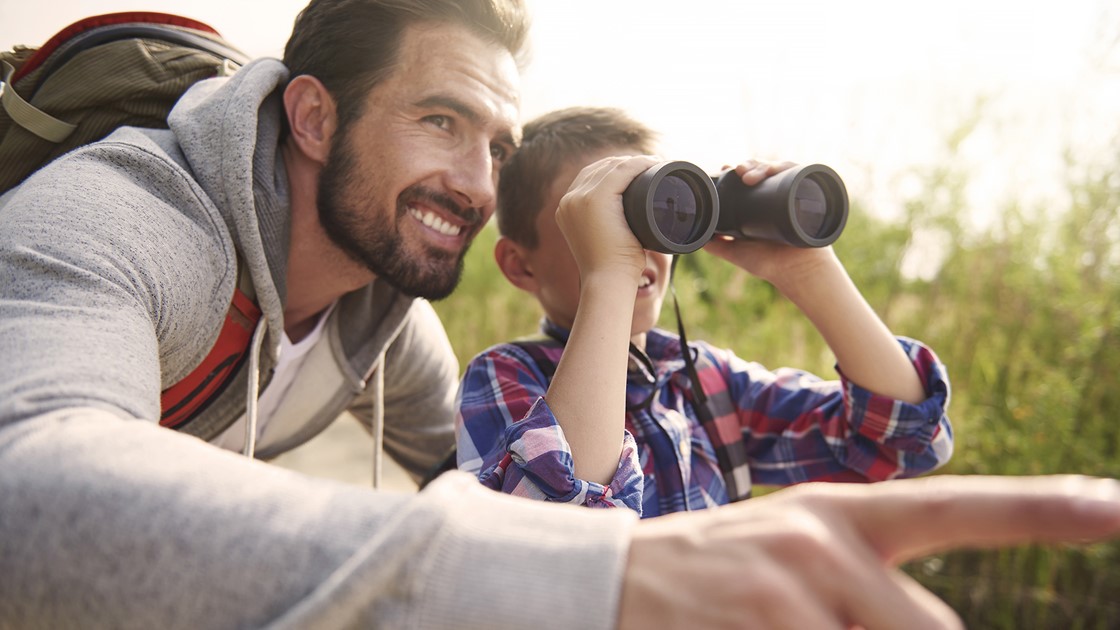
{"left": 159, "top": 286, "right": 260, "bottom": 430}
{"left": 0, "top": 61, "right": 75, "bottom": 142}
{"left": 159, "top": 258, "right": 259, "bottom": 430}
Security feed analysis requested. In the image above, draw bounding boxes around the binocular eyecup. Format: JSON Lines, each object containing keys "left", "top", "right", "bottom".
{"left": 622, "top": 161, "right": 849, "bottom": 255}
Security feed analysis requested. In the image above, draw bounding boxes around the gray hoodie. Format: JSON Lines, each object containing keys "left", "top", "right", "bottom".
{"left": 0, "top": 59, "right": 636, "bottom": 628}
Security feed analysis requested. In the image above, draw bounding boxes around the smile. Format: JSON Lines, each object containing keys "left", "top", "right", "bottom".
{"left": 408, "top": 206, "right": 463, "bottom": 237}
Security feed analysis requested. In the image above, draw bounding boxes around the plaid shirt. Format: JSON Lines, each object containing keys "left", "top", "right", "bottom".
{"left": 456, "top": 320, "right": 953, "bottom": 518}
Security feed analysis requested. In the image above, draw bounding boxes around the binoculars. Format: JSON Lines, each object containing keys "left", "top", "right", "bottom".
{"left": 622, "top": 161, "right": 849, "bottom": 254}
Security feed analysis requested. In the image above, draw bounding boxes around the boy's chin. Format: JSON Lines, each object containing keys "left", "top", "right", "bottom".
{"left": 630, "top": 314, "right": 660, "bottom": 340}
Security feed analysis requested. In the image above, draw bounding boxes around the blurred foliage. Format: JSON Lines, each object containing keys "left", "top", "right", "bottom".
{"left": 432, "top": 118, "right": 1120, "bottom": 627}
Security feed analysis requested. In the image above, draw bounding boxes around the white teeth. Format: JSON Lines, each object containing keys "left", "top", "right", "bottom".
{"left": 409, "top": 207, "right": 462, "bottom": 236}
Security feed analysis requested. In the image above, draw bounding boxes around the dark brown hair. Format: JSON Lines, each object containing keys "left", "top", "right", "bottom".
{"left": 283, "top": 0, "right": 530, "bottom": 129}
{"left": 497, "top": 106, "right": 658, "bottom": 248}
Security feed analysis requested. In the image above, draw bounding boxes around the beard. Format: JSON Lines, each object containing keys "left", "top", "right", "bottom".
{"left": 316, "top": 129, "right": 480, "bottom": 301}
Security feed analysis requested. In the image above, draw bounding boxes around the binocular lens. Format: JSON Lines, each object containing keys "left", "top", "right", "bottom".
{"left": 623, "top": 161, "right": 848, "bottom": 254}
{"left": 622, "top": 161, "right": 718, "bottom": 255}
{"left": 651, "top": 174, "right": 702, "bottom": 246}
{"left": 793, "top": 176, "right": 827, "bottom": 239}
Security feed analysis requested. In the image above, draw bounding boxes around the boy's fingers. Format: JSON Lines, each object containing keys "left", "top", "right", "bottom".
{"left": 570, "top": 155, "right": 659, "bottom": 194}
{"left": 830, "top": 475, "right": 1120, "bottom": 564}
{"left": 735, "top": 159, "right": 798, "bottom": 185}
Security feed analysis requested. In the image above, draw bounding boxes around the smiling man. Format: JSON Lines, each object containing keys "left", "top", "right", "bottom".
{"left": 0, "top": 0, "right": 539, "bottom": 625}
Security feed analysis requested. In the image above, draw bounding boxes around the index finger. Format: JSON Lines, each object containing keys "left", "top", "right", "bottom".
{"left": 733, "top": 159, "right": 798, "bottom": 186}
{"left": 567, "top": 155, "right": 661, "bottom": 197}
{"left": 805, "top": 475, "right": 1120, "bottom": 565}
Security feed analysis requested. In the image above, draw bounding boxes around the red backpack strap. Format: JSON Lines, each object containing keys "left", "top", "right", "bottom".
{"left": 159, "top": 288, "right": 261, "bottom": 429}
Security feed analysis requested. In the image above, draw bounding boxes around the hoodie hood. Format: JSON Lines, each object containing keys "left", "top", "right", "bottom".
{"left": 167, "top": 58, "right": 291, "bottom": 359}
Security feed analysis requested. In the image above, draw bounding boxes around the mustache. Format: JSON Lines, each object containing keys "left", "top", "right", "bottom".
{"left": 398, "top": 186, "right": 483, "bottom": 228}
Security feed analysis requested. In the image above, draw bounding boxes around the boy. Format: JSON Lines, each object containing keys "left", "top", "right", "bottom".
{"left": 456, "top": 107, "right": 953, "bottom": 517}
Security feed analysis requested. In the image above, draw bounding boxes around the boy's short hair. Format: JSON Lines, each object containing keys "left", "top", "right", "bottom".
{"left": 497, "top": 106, "right": 658, "bottom": 248}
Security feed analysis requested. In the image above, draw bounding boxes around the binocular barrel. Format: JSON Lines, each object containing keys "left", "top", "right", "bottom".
{"left": 622, "top": 161, "right": 849, "bottom": 255}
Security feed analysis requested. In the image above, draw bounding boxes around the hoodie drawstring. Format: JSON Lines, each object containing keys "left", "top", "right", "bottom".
{"left": 368, "top": 351, "right": 386, "bottom": 489}
{"left": 242, "top": 316, "right": 269, "bottom": 459}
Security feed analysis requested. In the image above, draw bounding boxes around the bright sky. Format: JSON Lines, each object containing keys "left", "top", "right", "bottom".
{"left": 3, "top": 0, "right": 1118, "bottom": 235}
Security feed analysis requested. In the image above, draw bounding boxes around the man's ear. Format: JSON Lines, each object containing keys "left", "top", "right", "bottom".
{"left": 282, "top": 75, "right": 337, "bottom": 164}
{"left": 494, "top": 236, "right": 539, "bottom": 293}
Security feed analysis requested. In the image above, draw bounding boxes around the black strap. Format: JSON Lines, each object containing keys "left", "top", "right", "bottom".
{"left": 669, "top": 255, "right": 749, "bottom": 502}
{"left": 670, "top": 255, "right": 711, "bottom": 418}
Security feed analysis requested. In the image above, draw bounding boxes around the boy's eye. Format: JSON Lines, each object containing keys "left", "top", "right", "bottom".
{"left": 490, "top": 144, "right": 509, "bottom": 163}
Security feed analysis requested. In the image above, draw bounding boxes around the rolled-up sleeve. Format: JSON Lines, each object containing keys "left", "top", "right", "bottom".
{"left": 456, "top": 346, "right": 644, "bottom": 514}
{"left": 713, "top": 336, "right": 953, "bottom": 485}
{"left": 836, "top": 336, "right": 953, "bottom": 477}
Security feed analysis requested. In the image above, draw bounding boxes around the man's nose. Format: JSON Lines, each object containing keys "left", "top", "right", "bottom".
{"left": 447, "top": 141, "right": 497, "bottom": 211}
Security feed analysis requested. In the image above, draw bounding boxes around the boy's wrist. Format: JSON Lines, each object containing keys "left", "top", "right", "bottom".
{"left": 580, "top": 267, "right": 642, "bottom": 293}
{"left": 765, "top": 248, "right": 844, "bottom": 299}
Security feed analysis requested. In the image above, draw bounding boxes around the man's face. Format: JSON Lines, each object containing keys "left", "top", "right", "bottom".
{"left": 318, "top": 22, "right": 520, "bottom": 300}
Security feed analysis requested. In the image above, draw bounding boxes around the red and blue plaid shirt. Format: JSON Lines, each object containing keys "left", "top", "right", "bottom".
{"left": 456, "top": 320, "right": 953, "bottom": 518}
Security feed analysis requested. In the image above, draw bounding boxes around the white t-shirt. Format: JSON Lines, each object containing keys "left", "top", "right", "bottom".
{"left": 213, "top": 304, "right": 336, "bottom": 453}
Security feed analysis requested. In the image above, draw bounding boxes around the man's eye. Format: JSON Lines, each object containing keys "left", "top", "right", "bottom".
{"left": 490, "top": 144, "right": 509, "bottom": 163}
{"left": 425, "top": 115, "right": 451, "bottom": 130}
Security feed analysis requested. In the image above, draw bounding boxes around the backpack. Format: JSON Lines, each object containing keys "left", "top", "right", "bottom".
{"left": 0, "top": 12, "right": 250, "bottom": 195}
{"left": 1, "top": 13, "right": 260, "bottom": 431}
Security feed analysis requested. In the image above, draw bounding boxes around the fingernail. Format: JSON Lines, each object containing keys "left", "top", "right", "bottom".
{"left": 1072, "top": 478, "right": 1120, "bottom": 522}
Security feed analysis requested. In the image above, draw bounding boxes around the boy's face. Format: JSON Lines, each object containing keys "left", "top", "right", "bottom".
{"left": 520, "top": 147, "right": 673, "bottom": 342}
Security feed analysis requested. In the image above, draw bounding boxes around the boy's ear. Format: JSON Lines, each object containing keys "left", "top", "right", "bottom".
{"left": 283, "top": 74, "right": 337, "bottom": 164}
{"left": 494, "top": 236, "right": 539, "bottom": 293}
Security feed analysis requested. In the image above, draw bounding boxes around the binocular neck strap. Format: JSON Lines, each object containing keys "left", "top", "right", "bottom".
{"left": 669, "top": 256, "right": 711, "bottom": 418}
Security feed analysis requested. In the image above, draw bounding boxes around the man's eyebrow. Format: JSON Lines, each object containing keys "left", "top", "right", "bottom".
{"left": 416, "top": 95, "right": 481, "bottom": 124}
{"left": 417, "top": 95, "right": 519, "bottom": 147}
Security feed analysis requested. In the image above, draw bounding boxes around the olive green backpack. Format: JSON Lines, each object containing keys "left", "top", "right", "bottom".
{"left": 0, "top": 12, "right": 249, "bottom": 195}
{"left": 0, "top": 13, "right": 261, "bottom": 432}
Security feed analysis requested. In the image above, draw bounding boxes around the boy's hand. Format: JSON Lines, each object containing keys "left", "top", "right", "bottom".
{"left": 703, "top": 159, "right": 928, "bottom": 404}
{"left": 555, "top": 155, "right": 661, "bottom": 282}
{"left": 702, "top": 159, "right": 837, "bottom": 288}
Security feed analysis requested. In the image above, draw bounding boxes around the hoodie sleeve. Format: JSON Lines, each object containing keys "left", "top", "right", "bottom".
{"left": 0, "top": 145, "right": 635, "bottom": 630}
